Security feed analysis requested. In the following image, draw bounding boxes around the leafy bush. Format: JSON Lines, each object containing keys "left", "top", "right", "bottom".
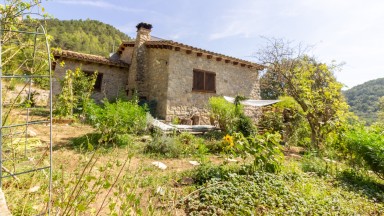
{"left": 85, "top": 99, "right": 148, "bottom": 144}
{"left": 208, "top": 96, "right": 257, "bottom": 136}
{"left": 182, "top": 171, "right": 383, "bottom": 215}
{"left": 54, "top": 67, "right": 97, "bottom": 118}
{"left": 144, "top": 132, "right": 210, "bottom": 158}
{"left": 188, "top": 163, "right": 241, "bottom": 185}
{"left": 344, "top": 123, "right": 384, "bottom": 180}
{"left": 208, "top": 97, "right": 238, "bottom": 133}
{"left": 144, "top": 135, "right": 183, "bottom": 158}
{"left": 259, "top": 96, "right": 310, "bottom": 147}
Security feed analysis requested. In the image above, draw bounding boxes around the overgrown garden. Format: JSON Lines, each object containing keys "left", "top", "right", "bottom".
{"left": 1, "top": 1, "right": 384, "bottom": 215}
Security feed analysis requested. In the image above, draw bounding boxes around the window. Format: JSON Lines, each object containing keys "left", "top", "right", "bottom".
{"left": 192, "top": 69, "right": 216, "bottom": 92}
{"left": 85, "top": 71, "right": 103, "bottom": 91}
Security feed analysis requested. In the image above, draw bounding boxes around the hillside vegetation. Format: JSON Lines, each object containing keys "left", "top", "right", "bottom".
{"left": 45, "top": 19, "right": 132, "bottom": 57}
{"left": 344, "top": 78, "right": 384, "bottom": 124}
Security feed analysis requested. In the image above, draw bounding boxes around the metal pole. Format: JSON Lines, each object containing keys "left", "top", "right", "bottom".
{"left": 41, "top": 24, "right": 53, "bottom": 215}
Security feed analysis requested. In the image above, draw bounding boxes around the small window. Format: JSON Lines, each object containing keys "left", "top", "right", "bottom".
{"left": 192, "top": 69, "right": 216, "bottom": 93}
{"left": 85, "top": 71, "right": 103, "bottom": 91}
{"left": 94, "top": 73, "right": 103, "bottom": 91}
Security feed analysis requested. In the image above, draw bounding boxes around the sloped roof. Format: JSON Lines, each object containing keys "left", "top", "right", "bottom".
{"left": 118, "top": 39, "right": 264, "bottom": 70}
{"left": 53, "top": 50, "right": 130, "bottom": 68}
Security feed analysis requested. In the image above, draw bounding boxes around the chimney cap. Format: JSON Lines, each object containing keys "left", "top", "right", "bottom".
{"left": 136, "top": 22, "right": 153, "bottom": 31}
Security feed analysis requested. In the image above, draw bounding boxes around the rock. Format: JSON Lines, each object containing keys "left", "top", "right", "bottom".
{"left": 155, "top": 186, "right": 166, "bottom": 196}
{"left": 152, "top": 161, "right": 167, "bottom": 170}
{"left": 0, "top": 188, "right": 12, "bottom": 216}
{"left": 28, "top": 185, "right": 40, "bottom": 193}
{"left": 27, "top": 129, "right": 37, "bottom": 137}
{"left": 225, "top": 158, "right": 238, "bottom": 163}
{"left": 188, "top": 161, "right": 200, "bottom": 166}
{"left": 179, "top": 177, "right": 194, "bottom": 185}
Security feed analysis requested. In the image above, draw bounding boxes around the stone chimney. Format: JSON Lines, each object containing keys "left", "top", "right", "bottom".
{"left": 127, "top": 22, "right": 153, "bottom": 98}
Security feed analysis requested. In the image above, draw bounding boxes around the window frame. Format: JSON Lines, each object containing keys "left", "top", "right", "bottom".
{"left": 192, "top": 69, "right": 216, "bottom": 93}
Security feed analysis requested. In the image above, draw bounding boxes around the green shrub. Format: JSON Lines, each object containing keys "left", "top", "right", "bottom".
{"left": 182, "top": 171, "right": 383, "bottom": 215}
{"left": 208, "top": 97, "right": 239, "bottom": 133}
{"left": 345, "top": 123, "right": 384, "bottom": 180}
{"left": 54, "top": 67, "right": 97, "bottom": 118}
{"left": 85, "top": 99, "right": 148, "bottom": 144}
{"left": 144, "top": 135, "right": 183, "bottom": 158}
{"left": 259, "top": 96, "right": 310, "bottom": 147}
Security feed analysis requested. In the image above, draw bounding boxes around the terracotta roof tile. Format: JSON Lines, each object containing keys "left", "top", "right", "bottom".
{"left": 53, "top": 50, "right": 130, "bottom": 68}
{"left": 121, "top": 40, "right": 264, "bottom": 69}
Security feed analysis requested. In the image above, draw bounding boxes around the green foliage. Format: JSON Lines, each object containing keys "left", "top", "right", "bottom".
{"left": 188, "top": 163, "right": 241, "bottom": 185}
{"left": 344, "top": 78, "right": 384, "bottom": 124}
{"left": 378, "top": 96, "right": 384, "bottom": 122}
{"left": 344, "top": 123, "right": 384, "bottom": 180}
{"left": 144, "top": 135, "right": 184, "bottom": 158}
{"left": 258, "top": 38, "right": 349, "bottom": 149}
{"left": 54, "top": 67, "right": 97, "bottom": 118}
{"left": 241, "top": 132, "right": 284, "bottom": 173}
{"left": 1, "top": 1, "right": 51, "bottom": 89}
{"left": 259, "top": 96, "right": 311, "bottom": 147}
{"left": 223, "top": 132, "right": 284, "bottom": 173}
{"left": 183, "top": 170, "right": 383, "bottom": 215}
{"left": 45, "top": 19, "right": 132, "bottom": 57}
{"left": 144, "top": 132, "right": 209, "bottom": 158}
{"left": 208, "top": 96, "right": 257, "bottom": 136}
{"left": 208, "top": 97, "right": 238, "bottom": 133}
{"left": 85, "top": 99, "right": 148, "bottom": 144}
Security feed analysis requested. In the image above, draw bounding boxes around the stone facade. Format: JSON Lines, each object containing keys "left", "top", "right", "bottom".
{"left": 54, "top": 23, "right": 263, "bottom": 124}
{"left": 53, "top": 58, "right": 128, "bottom": 102}
{"left": 166, "top": 50, "right": 260, "bottom": 124}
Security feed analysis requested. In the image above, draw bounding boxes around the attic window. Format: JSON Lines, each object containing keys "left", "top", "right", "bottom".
{"left": 192, "top": 69, "right": 216, "bottom": 93}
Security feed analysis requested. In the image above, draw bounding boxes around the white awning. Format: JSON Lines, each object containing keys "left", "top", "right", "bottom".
{"left": 224, "top": 96, "right": 280, "bottom": 107}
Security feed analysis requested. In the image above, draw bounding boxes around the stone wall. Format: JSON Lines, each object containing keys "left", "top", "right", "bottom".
{"left": 166, "top": 50, "right": 261, "bottom": 124}
{"left": 143, "top": 49, "right": 170, "bottom": 119}
{"left": 120, "top": 46, "right": 134, "bottom": 64}
{"left": 125, "top": 27, "right": 151, "bottom": 98}
{"left": 53, "top": 58, "right": 129, "bottom": 102}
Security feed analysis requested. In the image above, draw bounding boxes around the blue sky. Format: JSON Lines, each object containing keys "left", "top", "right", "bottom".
{"left": 41, "top": 0, "right": 384, "bottom": 88}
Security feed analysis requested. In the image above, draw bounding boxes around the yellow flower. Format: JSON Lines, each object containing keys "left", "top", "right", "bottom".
{"left": 223, "top": 134, "right": 234, "bottom": 147}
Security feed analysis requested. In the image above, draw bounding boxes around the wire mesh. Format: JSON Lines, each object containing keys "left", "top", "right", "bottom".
{"left": 0, "top": 25, "right": 53, "bottom": 214}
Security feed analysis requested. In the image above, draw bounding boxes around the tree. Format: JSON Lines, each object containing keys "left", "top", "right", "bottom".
{"left": 257, "top": 38, "right": 348, "bottom": 149}
{"left": 378, "top": 96, "right": 384, "bottom": 122}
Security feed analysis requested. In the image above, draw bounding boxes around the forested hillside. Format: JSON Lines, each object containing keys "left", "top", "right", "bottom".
{"left": 45, "top": 19, "right": 132, "bottom": 57}
{"left": 344, "top": 78, "right": 384, "bottom": 124}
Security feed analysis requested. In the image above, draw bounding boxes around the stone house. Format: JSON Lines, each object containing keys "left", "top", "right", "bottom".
{"left": 53, "top": 23, "right": 263, "bottom": 124}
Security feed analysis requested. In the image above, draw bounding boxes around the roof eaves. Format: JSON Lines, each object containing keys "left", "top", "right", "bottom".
{"left": 53, "top": 50, "right": 130, "bottom": 68}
